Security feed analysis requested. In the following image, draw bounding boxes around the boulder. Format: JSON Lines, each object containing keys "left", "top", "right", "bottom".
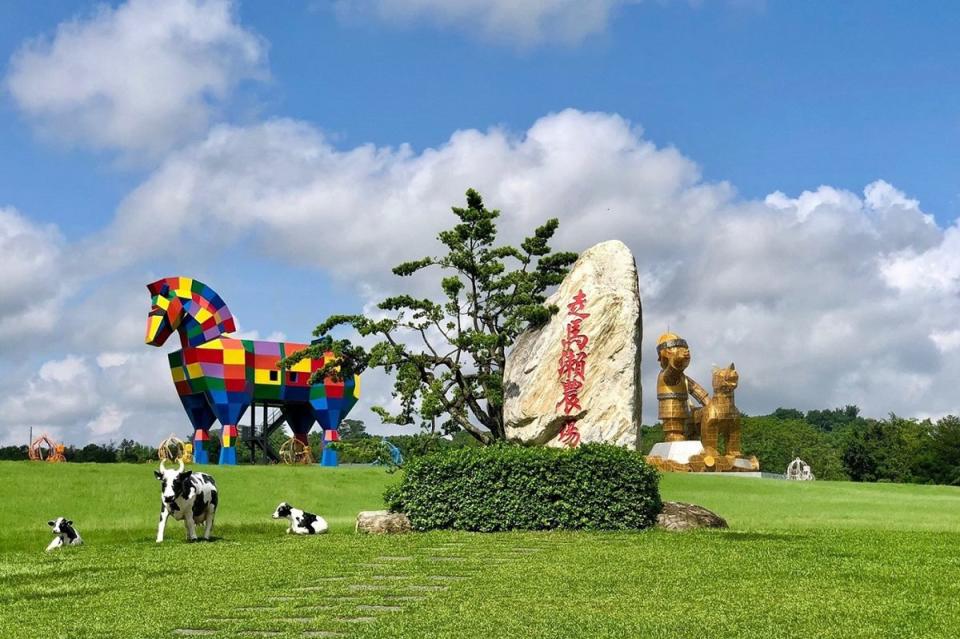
{"left": 503, "top": 240, "right": 642, "bottom": 448}
{"left": 655, "top": 502, "right": 728, "bottom": 531}
{"left": 355, "top": 510, "right": 412, "bottom": 534}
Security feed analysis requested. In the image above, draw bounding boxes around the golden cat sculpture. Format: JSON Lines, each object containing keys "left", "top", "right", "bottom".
{"left": 688, "top": 363, "right": 759, "bottom": 472}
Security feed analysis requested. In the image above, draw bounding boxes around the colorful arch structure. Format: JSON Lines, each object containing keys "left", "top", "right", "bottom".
{"left": 145, "top": 277, "right": 360, "bottom": 465}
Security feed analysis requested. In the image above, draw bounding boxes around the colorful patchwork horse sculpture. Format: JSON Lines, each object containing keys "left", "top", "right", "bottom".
{"left": 145, "top": 277, "right": 359, "bottom": 465}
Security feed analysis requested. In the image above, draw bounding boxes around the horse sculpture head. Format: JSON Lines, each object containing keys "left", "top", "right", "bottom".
{"left": 146, "top": 277, "right": 236, "bottom": 348}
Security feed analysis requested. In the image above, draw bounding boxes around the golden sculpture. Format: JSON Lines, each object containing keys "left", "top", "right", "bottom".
{"left": 655, "top": 332, "right": 708, "bottom": 442}
{"left": 688, "top": 363, "right": 758, "bottom": 472}
{"left": 702, "top": 363, "right": 741, "bottom": 457}
{"left": 648, "top": 333, "right": 759, "bottom": 473}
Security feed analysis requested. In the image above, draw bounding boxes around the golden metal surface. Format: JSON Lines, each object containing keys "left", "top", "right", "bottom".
{"left": 701, "top": 363, "right": 741, "bottom": 457}
{"left": 649, "top": 334, "right": 760, "bottom": 473}
{"left": 655, "top": 332, "right": 706, "bottom": 442}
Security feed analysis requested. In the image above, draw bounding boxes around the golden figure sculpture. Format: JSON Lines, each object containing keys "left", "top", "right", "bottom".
{"left": 656, "top": 332, "right": 708, "bottom": 442}
{"left": 651, "top": 334, "right": 759, "bottom": 473}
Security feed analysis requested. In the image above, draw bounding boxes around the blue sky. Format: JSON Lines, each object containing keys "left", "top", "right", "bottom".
{"left": 4, "top": 1, "right": 960, "bottom": 232}
{"left": 1, "top": 0, "right": 960, "bottom": 446}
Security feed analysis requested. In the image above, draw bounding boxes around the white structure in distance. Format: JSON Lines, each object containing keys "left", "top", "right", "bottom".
{"left": 785, "top": 457, "right": 814, "bottom": 481}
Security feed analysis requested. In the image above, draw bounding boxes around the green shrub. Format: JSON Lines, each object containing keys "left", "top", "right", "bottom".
{"left": 384, "top": 443, "right": 662, "bottom": 532}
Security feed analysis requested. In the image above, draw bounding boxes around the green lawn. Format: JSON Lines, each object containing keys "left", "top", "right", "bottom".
{"left": 0, "top": 461, "right": 958, "bottom": 638}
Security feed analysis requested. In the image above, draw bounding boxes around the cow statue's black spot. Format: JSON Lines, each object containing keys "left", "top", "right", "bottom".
{"left": 192, "top": 490, "right": 207, "bottom": 519}
{"left": 299, "top": 512, "right": 319, "bottom": 534}
{"left": 172, "top": 471, "right": 194, "bottom": 500}
{"left": 62, "top": 521, "right": 78, "bottom": 541}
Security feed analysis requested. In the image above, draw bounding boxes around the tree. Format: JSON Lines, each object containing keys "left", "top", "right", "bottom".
{"left": 741, "top": 414, "right": 848, "bottom": 480}
{"left": 929, "top": 415, "right": 960, "bottom": 485}
{"left": 772, "top": 407, "right": 804, "bottom": 421}
{"left": 338, "top": 419, "right": 367, "bottom": 440}
{"left": 283, "top": 189, "right": 578, "bottom": 444}
{"left": 806, "top": 405, "right": 862, "bottom": 432}
{"left": 0, "top": 445, "right": 27, "bottom": 461}
{"left": 842, "top": 415, "right": 933, "bottom": 483}
{"left": 118, "top": 438, "right": 154, "bottom": 463}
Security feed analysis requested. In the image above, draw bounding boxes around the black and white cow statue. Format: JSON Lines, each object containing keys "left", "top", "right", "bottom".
{"left": 154, "top": 459, "right": 218, "bottom": 543}
{"left": 46, "top": 517, "right": 83, "bottom": 551}
{"left": 272, "top": 502, "right": 328, "bottom": 535}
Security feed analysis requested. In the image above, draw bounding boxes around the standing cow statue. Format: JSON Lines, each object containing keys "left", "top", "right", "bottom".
{"left": 154, "top": 460, "right": 218, "bottom": 543}
{"left": 145, "top": 276, "right": 361, "bottom": 465}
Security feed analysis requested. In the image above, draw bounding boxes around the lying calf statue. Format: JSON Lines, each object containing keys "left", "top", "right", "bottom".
{"left": 154, "top": 460, "right": 218, "bottom": 543}
{"left": 46, "top": 517, "right": 83, "bottom": 551}
{"left": 272, "top": 502, "right": 328, "bottom": 534}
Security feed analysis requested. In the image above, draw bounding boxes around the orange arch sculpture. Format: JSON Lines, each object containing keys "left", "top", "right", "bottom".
{"left": 29, "top": 434, "right": 66, "bottom": 463}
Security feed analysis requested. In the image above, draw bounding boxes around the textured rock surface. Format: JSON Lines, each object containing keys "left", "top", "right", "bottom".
{"left": 503, "top": 240, "right": 642, "bottom": 448}
{"left": 355, "top": 510, "right": 412, "bottom": 534}
{"left": 656, "top": 502, "right": 728, "bottom": 531}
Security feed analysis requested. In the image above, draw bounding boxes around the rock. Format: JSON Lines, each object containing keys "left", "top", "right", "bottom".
{"left": 503, "top": 240, "right": 642, "bottom": 448}
{"left": 655, "top": 502, "right": 728, "bottom": 531}
{"left": 355, "top": 510, "right": 412, "bottom": 534}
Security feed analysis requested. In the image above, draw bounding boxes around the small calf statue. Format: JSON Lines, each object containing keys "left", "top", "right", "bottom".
{"left": 272, "top": 502, "right": 328, "bottom": 535}
{"left": 46, "top": 517, "right": 83, "bottom": 551}
{"left": 154, "top": 460, "right": 218, "bottom": 543}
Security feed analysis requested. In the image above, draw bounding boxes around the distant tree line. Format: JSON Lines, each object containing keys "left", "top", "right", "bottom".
{"left": 5, "top": 407, "right": 958, "bottom": 485}
{"left": 0, "top": 420, "right": 478, "bottom": 466}
{"left": 0, "top": 439, "right": 157, "bottom": 463}
{"left": 641, "top": 406, "right": 960, "bottom": 484}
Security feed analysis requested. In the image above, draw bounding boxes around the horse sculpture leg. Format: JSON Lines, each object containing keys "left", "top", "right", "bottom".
{"left": 208, "top": 394, "right": 250, "bottom": 466}
{"left": 178, "top": 394, "right": 217, "bottom": 465}
{"left": 193, "top": 429, "right": 210, "bottom": 464}
{"left": 219, "top": 425, "right": 239, "bottom": 465}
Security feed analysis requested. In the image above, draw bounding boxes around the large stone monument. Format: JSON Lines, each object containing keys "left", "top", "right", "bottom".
{"left": 503, "top": 240, "right": 642, "bottom": 449}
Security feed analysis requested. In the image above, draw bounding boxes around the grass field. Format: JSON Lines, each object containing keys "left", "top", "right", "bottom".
{"left": 1, "top": 462, "right": 958, "bottom": 638}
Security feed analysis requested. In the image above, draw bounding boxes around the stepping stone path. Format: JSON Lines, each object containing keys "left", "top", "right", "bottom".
{"left": 335, "top": 617, "right": 378, "bottom": 623}
{"left": 173, "top": 540, "right": 558, "bottom": 638}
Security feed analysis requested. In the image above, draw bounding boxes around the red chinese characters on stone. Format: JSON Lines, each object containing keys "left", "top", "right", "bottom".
{"left": 558, "top": 421, "right": 581, "bottom": 447}
{"left": 556, "top": 289, "right": 589, "bottom": 447}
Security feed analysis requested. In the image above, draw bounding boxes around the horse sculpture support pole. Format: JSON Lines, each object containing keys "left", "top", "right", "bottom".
{"left": 145, "top": 277, "right": 360, "bottom": 465}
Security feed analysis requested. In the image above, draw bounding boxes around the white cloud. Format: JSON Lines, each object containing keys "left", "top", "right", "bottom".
{"left": 5, "top": 108, "right": 960, "bottom": 446}
{"left": 0, "top": 349, "right": 188, "bottom": 446}
{"left": 96, "top": 352, "right": 131, "bottom": 368}
{"left": 38, "top": 355, "right": 88, "bottom": 384}
{"left": 880, "top": 224, "right": 960, "bottom": 295}
{"left": 6, "top": 0, "right": 266, "bottom": 156}
{"left": 930, "top": 330, "right": 960, "bottom": 353}
{"left": 72, "top": 109, "right": 960, "bottom": 429}
{"left": 87, "top": 404, "right": 131, "bottom": 436}
{"left": 334, "top": 0, "right": 642, "bottom": 46}
{"left": 0, "top": 207, "right": 65, "bottom": 348}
